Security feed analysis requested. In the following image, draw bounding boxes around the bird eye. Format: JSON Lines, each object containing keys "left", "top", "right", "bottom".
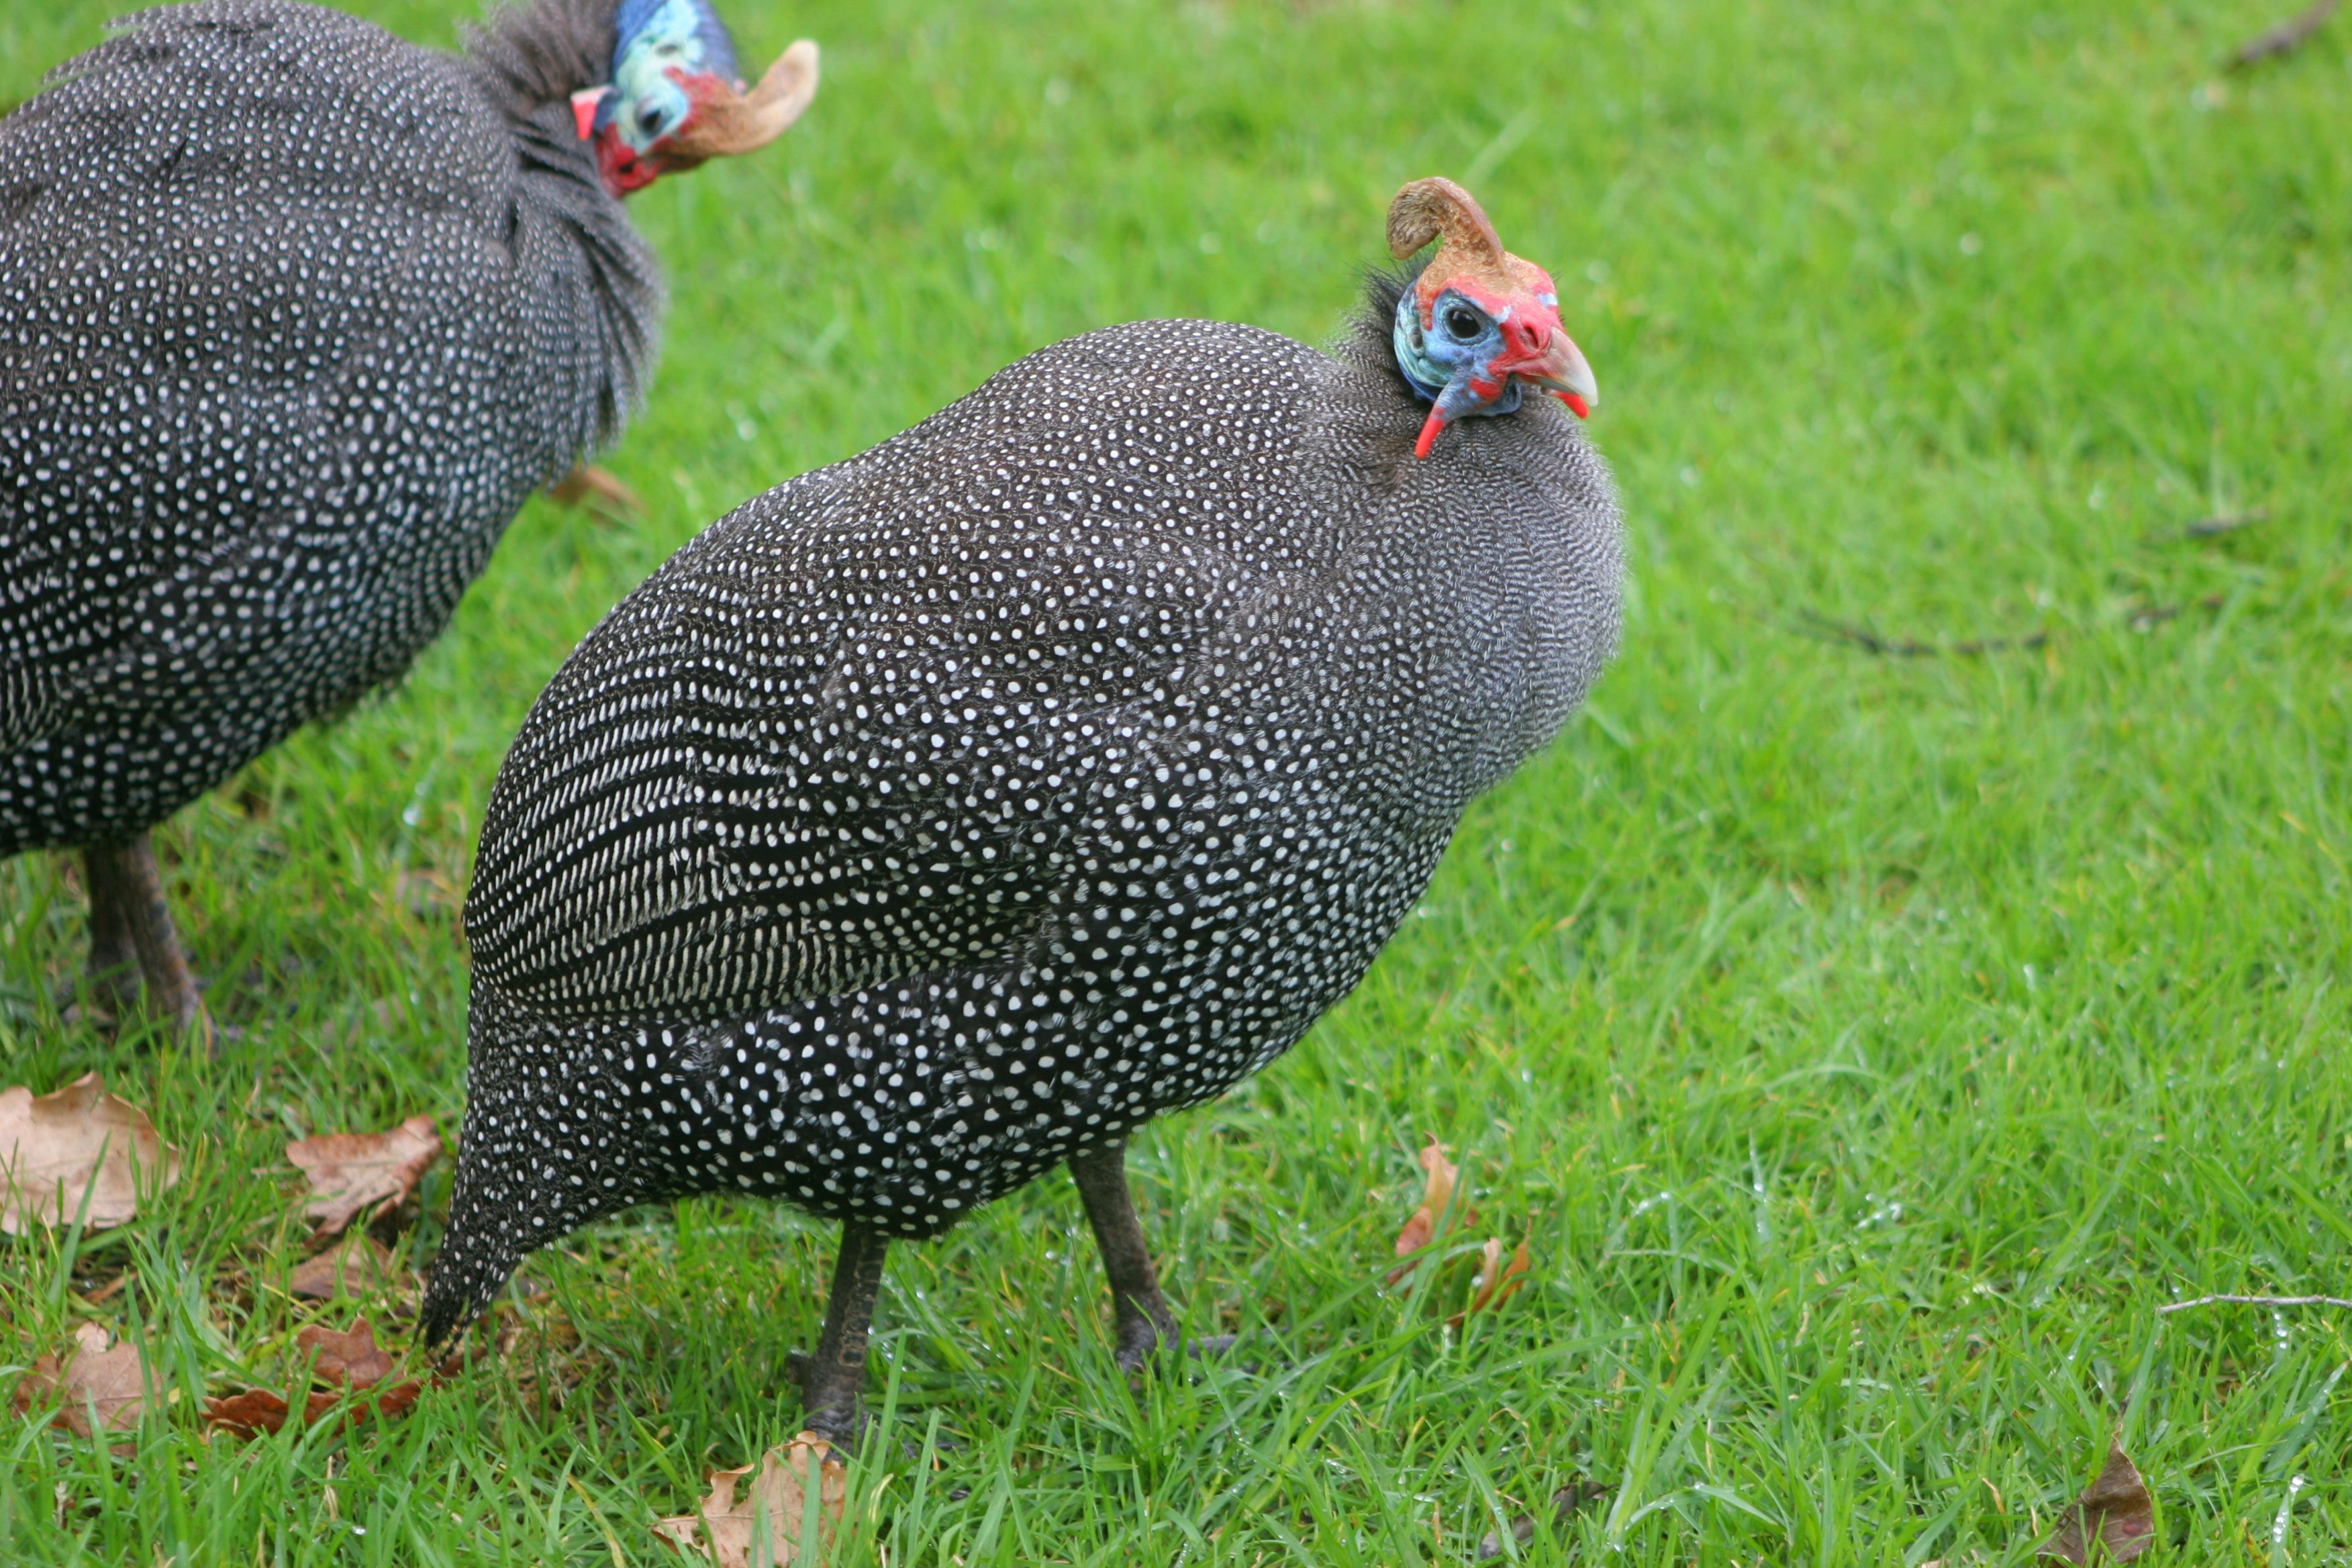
{"left": 639, "top": 106, "right": 668, "bottom": 138}
{"left": 1444, "top": 306, "right": 1482, "bottom": 339}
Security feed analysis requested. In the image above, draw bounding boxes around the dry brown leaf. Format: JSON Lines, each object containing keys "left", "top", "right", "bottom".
{"left": 204, "top": 1320, "right": 423, "bottom": 1440}
{"left": 2039, "top": 1441, "right": 2155, "bottom": 1564}
{"left": 549, "top": 463, "right": 644, "bottom": 520}
{"left": 299, "top": 1320, "right": 399, "bottom": 1388}
{"left": 302, "top": 1318, "right": 424, "bottom": 1422}
{"left": 287, "top": 1116, "right": 442, "bottom": 1235}
{"left": 1451, "top": 1238, "right": 1532, "bottom": 1327}
{"left": 201, "top": 1387, "right": 294, "bottom": 1440}
{"left": 653, "top": 1433, "right": 846, "bottom": 1567}
{"left": 1386, "top": 1138, "right": 1472, "bottom": 1284}
{"left": 289, "top": 1233, "right": 396, "bottom": 1300}
{"left": 203, "top": 1380, "right": 422, "bottom": 1440}
{"left": 0, "top": 1074, "right": 183, "bottom": 1235}
{"left": 13, "top": 1322, "right": 151, "bottom": 1436}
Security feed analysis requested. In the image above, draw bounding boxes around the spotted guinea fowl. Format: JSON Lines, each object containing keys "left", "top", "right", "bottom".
{"left": 0, "top": 0, "right": 818, "bottom": 1034}
{"left": 423, "top": 178, "right": 1622, "bottom": 1439}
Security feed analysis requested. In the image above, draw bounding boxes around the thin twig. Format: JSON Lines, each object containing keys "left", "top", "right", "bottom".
{"left": 2182, "top": 508, "right": 2267, "bottom": 540}
{"left": 2127, "top": 593, "right": 2226, "bottom": 631}
{"left": 2157, "top": 1293, "right": 2352, "bottom": 1315}
{"left": 1792, "top": 609, "right": 2050, "bottom": 658}
{"left": 2230, "top": 0, "right": 2341, "bottom": 68}
{"left": 2145, "top": 512, "right": 2267, "bottom": 550}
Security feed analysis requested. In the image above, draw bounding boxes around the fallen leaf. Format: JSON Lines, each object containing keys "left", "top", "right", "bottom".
{"left": 0, "top": 1074, "right": 183, "bottom": 1235}
{"left": 289, "top": 1234, "right": 396, "bottom": 1300}
{"left": 203, "top": 1379, "right": 422, "bottom": 1440}
{"left": 287, "top": 1116, "right": 442, "bottom": 1235}
{"left": 1476, "top": 1479, "right": 1609, "bottom": 1559}
{"left": 201, "top": 1387, "right": 293, "bottom": 1440}
{"left": 654, "top": 1433, "right": 846, "bottom": 1567}
{"left": 1387, "top": 1138, "right": 1472, "bottom": 1284}
{"left": 300, "top": 1319, "right": 423, "bottom": 1421}
{"left": 549, "top": 463, "right": 644, "bottom": 521}
{"left": 1450, "top": 1237, "right": 1532, "bottom": 1327}
{"left": 2039, "top": 1441, "right": 2155, "bottom": 1564}
{"left": 299, "top": 1320, "right": 398, "bottom": 1388}
{"left": 203, "top": 1320, "right": 422, "bottom": 1440}
{"left": 13, "top": 1322, "right": 151, "bottom": 1436}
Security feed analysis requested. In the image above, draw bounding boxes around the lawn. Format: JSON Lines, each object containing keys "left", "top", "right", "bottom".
{"left": 3, "top": 0, "right": 2350, "bottom": 1561}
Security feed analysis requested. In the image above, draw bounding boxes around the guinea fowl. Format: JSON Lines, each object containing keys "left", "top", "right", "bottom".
{"left": 0, "top": 0, "right": 818, "bottom": 1034}
{"left": 423, "top": 178, "right": 1622, "bottom": 1440}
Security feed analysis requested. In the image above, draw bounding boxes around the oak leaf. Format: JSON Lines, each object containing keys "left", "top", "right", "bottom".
{"left": 0, "top": 1074, "right": 182, "bottom": 1235}
{"left": 201, "top": 1387, "right": 295, "bottom": 1440}
{"left": 654, "top": 1433, "right": 846, "bottom": 1567}
{"left": 300, "top": 1320, "right": 399, "bottom": 1388}
{"left": 13, "top": 1322, "right": 150, "bottom": 1436}
{"left": 2039, "top": 1441, "right": 2154, "bottom": 1564}
{"left": 202, "top": 1319, "right": 422, "bottom": 1440}
{"left": 287, "top": 1116, "right": 442, "bottom": 1235}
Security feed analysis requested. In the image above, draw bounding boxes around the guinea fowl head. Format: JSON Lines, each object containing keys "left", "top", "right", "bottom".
{"left": 1385, "top": 177, "right": 1600, "bottom": 458}
{"left": 571, "top": 0, "right": 818, "bottom": 197}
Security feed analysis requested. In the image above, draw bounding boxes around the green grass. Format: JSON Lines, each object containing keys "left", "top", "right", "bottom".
{"left": 5, "top": 0, "right": 2351, "bottom": 1560}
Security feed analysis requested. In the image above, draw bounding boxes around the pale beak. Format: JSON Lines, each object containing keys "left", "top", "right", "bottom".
{"left": 1520, "top": 331, "right": 1599, "bottom": 420}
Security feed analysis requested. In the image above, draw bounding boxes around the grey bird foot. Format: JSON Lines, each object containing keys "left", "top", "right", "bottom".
{"left": 57, "top": 971, "right": 134, "bottom": 1031}
{"left": 787, "top": 1352, "right": 870, "bottom": 1448}
{"left": 1110, "top": 1313, "right": 1250, "bottom": 1375}
{"left": 57, "top": 971, "right": 218, "bottom": 1051}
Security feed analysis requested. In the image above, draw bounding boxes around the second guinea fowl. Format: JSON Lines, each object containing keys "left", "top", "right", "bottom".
{"left": 0, "top": 0, "right": 816, "bottom": 1035}
{"left": 423, "top": 178, "right": 1624, "bottom": 1439}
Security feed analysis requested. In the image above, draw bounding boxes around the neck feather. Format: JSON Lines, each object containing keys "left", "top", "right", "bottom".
{"left": 1345, "top": 259, "right": 1429, "bottom": 397}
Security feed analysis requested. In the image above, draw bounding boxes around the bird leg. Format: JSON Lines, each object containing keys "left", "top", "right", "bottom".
{"left": 79, "top": 834, "right": 207, "bottom": 1041}
{"left": 799, "top": 1220, "right": 888, "bottom": 1445}
{"left": 1069, "top": 1138, "right": 1181, "bottom": 1371}
{"left": 75, "top": 846, "right": 140, "bottom": 1019}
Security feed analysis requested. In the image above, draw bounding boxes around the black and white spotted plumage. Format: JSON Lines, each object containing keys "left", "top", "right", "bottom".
{"left": 422, "top": 272, "right": 1624, "bottom": 1337}
{"left": 0, "top": 0, "right": 658, "bottom": 855}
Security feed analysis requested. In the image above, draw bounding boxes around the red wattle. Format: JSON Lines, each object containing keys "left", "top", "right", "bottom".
{"left": 1414, "top": 409, "right": 1446, "bottom": 459}
{"left": 1561, "top": 391, "right": 1591, "bottom": 420}
{"left": 569, "top": 87, "right": 604, "bottom": 142}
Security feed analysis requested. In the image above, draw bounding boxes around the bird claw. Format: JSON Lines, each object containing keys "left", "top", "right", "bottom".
{"left": 1114, "top": 1326, "right": 1250, "bottom": 1377}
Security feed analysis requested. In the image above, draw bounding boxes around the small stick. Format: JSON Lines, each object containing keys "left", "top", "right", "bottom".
{"left": 2128, "top": 593, "right": 2228, "bottom": 631}
{"left": 2157, "top": 1293, "right": 2352, "bottom": 1315}
{"left": 2230, "top": 0, "right": 2341, "bottom": 67}
{"left": 2154, "top": 512, "right": 2257, "bottom": 550}
{"left": 1794, "top": 609, "right": 2049, "bottom": 658}
{"left": 2176, "top": 508, "right": 2267, "bottom": 540}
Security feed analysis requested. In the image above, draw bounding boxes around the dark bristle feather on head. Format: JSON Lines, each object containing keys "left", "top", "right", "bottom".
{"left": 462, "top": 0, "right": 623, "bottom": 114}
{"left": 1349, "top": 258, "right": 1426, "bottom": 390}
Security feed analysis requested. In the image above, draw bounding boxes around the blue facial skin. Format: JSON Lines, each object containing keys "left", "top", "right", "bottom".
{"left": 593, "top": 0, "right": 742, "bottom": 154}
{"left": 1392, "top": 286, "right": 1526, "bottom": 424}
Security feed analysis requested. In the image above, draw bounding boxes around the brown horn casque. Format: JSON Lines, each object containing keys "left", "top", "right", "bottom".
{"left": 666, "top": 38, "right": 820, "bottom": 162}
{"left": 1385, "top": 177, "right": 1504, "bottom": 266}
